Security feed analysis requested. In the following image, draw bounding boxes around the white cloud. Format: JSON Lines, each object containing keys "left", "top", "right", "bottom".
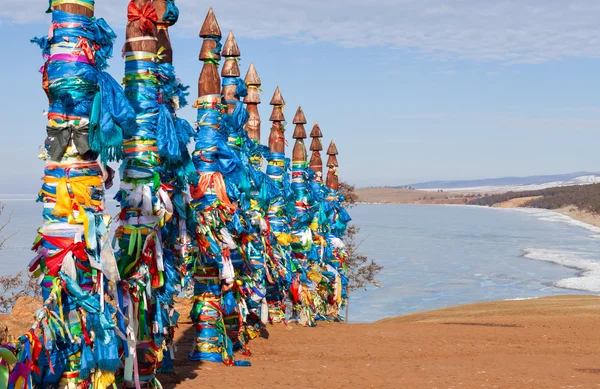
{"left": 2, "top": 0, "right": 600, "bottom": 63}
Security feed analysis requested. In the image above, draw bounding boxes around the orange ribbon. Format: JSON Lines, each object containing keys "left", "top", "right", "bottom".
{"left": 75, "top": 37, "right": 96, "bottom": 65}
{"left": 190, "top": 172, "right": 237, "bottom": 211}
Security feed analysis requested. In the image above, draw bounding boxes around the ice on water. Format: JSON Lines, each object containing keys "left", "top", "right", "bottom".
{"left": 349, "top": 204, "right": 600, "bottom": 323}
{"left": 2, "top": 197, "right": 600, "bottom": 323}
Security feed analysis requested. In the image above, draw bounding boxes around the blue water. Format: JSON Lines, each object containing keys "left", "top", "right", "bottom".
{"left": 1, "top": 199, "right": 599, "bottom": 323}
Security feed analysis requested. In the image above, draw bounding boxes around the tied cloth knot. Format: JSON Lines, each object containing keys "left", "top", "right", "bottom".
{"left": 42, "top": 236, "right": 88, "bottom": 277}
{"left": 45, "top": 175, "right": 102, "bottom": 217}
{"left": 127, "top": 1, "right": 158, "bottom": 34}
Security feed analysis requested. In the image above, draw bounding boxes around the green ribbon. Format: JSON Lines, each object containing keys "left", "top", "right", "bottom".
{"left": 0, "top": 348, "right": 17, "bottom": 389}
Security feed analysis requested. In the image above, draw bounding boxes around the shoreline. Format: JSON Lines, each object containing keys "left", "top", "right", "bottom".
{"left": 553, "top": 206, "right": 600, "bottom": 229}
{"left": 357, "top": 200, "right": 600, "bottom": 232}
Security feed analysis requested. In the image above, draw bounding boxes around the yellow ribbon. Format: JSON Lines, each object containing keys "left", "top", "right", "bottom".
{"left": 276, "top": 233, "right": 292, "bottom": 246}
{"left": 247, "top": 85, "right": 263, "bottom": 93}
{"left": 270, "top": 160, "right": 285, "bottom": 167}
{"left": 93, "top": 371, "right": 116, "bottom": 389}
{"left": 51, "top": 0, "right": 94, "bottom": 11}
{"left": 44, "top": 175, "right": 101, "bottom": 248}
{"left": 44, "top": 175, "right": 102, "bottom": 217}
{"left": 125, "top": 52, "right": 157, "bottom": 62}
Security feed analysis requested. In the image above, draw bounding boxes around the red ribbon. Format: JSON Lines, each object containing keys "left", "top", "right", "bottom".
{"left": 290, "top": 276, "right": 301, "bottom": 304}
{"left": 42, "top": 236, "right": 88, "bottom": 277}
{"left": 143, "top": 238, "right": 163, "bottom": 288}
{"left": 127, "top": 1, "right": 158, "bottom": 34}
{"left": 25, "top": 330, "right": 42, "bottom": 375}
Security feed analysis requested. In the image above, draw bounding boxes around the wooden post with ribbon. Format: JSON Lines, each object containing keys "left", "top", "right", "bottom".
{"left": 28, "top": 0, "right": 132, "bottom": 387}
{"left": 265, "top": 86, "right": 293, "bottom": 323}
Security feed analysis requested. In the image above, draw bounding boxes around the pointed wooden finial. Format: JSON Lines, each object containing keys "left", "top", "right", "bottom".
{"left": 222, "top": 30, "right": 240, "bottom": 57}
{"left": 292, "top": 106, "right": 307, "bottom": 160}
{"left": 269, "top": 87, "right": 285, "bottom": 153}
{"left": 327, "top": 140, "right": 339, "bottom": 155}
{"left": 199, "top": 8, "right": 222, "bottom": 63}
{"left": 292, "top": 106, "right": 307, "bottom": 139}
{"left": 270, "top": 86, "right": 284, "bottom": 105}
{"left": 200, "top": 8, "right": 221, "bottom": 37}
{"left": 326, "top": 140, "right": 339, "bottom": 189}
{"left": 243, "top": 64, "right": 260, "bottom": 103}
{"left": 198, "top": 8, "right": 222, "bottom": 97}
{"left": 269, "top": 86, "right": 285, "bottom": 122}
{"left": 244, "top": 63, "right": 261, "bottom": 141}
{"left": 293, "top": 106, "right": 307, "bottom": 125}
{"left": 309, "top": 123, "right": 323, "bottom": 177}
{"left": 244, "top": 63, "right": 261, "bottom": 86}
{"left": 221, "top": 31, "right": 240, "bottom": 78}
{"left": 310, "top": 123, "right": 323, "bottom": 138}
{"left": 221, "top": 30, "right": 241, "bottom": 113}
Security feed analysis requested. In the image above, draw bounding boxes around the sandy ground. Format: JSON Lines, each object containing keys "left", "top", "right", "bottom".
{"left": 490, "top": 196, "right": 543, "bottom": 208}
{"left": 555, "top": 206, "right": 600, "bottom": 229}
{"left": 166, "top": 296, "right": 600, "bottom": 388}
{"left": 356, "top": 187, "right": 477, "bottom": 205}
{"left": 5, "top": 296, "right": 600, "bottom": 388}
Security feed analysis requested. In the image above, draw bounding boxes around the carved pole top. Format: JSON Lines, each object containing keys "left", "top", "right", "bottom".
{"left": 269, "top": 86, "right": 285, "bottom": 122}
{"left": 270, "top": 86, "right": 284, "bottom": 106}
{"left": 200, "top": 8, "right": 221, "bottom": 37}
{"left": 244, "top": 63, "right": 261, "bottom": 86}
{"left": 222, "top": 30, "right": 240, "bottom": 57}
{"left": 310, "top": 123, "right": 323, "bottom": 138}
{"left": 293, "top": 106, "right": 307, "bottom": 125}
{"left": 327, "top": 140, "right": 339, "bottom": 155}
{"left": 268, "top": 87, "right": 285, "bottom": 153}
{"left": 292, "top": 107, "right": 307, "bottom": 139}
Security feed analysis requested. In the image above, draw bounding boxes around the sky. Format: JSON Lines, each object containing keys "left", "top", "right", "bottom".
{"left": 1, "top": 0, "right": 600, "bottom": 192}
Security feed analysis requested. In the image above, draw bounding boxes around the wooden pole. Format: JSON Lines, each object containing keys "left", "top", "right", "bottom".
{"left": 268, "top": 86, "right": 286, "bottom": 153}
{"left": 292, "top": 106, "right": 308, "bottom": 162}
{"left": 244, "top": 63, "right": 262, "bottom": 143}
{"left": 221, "top": 30, "right": 241, "bottom": 114}
{"left": 120, "top": 0, "right": 161, "bottom": 385}
{"left": 309, "top": 123, "right": 324, "bottom": 181}
{"left": 153, "top": 0, "right": 173, "bottom": 63}
{"left": 265, "top": 86, "right": 290, "bottom": 323}
{"left": 189, "top": 8, "right": 239, "bottom": 365}
{"left": 198, "top": 8, "right": 221, "bottom": 97}
{"left": 326, "top": 140, "right": 339, "bottom": 190}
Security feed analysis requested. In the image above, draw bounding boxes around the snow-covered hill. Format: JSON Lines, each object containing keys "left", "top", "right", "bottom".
{"left": 407, "top": 172, "right": 600, "bottom": 193}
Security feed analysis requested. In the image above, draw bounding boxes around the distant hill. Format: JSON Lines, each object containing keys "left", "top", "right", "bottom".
{"left": 405, "top": 172, "right": 600, "bottom": 190}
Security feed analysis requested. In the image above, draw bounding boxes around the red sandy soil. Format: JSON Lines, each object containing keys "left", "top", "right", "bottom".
{"left": 3, "top": 295, "right": 600, "bottom": 388}
{"left": 164, "top": 295, "right": 600, "bottom": 388}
